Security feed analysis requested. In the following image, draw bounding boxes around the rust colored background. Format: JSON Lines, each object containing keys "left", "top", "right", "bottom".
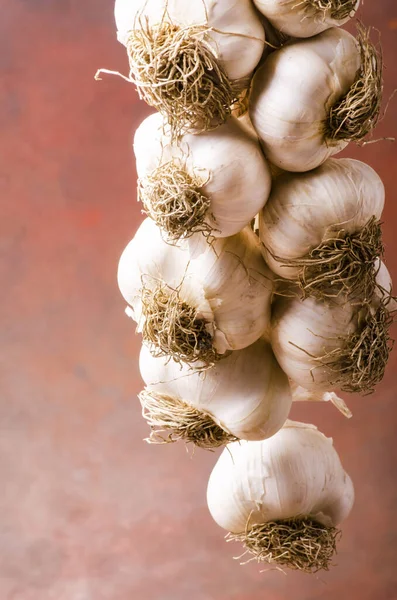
{"left": 1, "top": 1, "right": 397, "bottom": 599}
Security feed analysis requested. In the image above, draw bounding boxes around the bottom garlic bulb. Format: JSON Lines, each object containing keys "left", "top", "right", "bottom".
{"left": 271, "top": 262, "right": 395, "bottom": 394}
{"left": 207, "top": 421, "right": 354, "bottom": 572}
{"left": 139, "top": 339, "right": 292, "bottom": 449}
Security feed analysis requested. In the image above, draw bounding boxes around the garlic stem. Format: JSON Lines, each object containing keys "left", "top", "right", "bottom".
{"left": 322, "top": 392, "right": 352, "bottom": 419}
{"left": 291, "top": 383, "right": 352, "bottom": 418}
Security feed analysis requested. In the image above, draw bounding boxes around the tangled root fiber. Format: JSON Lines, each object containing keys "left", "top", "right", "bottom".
{"left": 138, "top": 159, "right": 213, "bottom": 241}
{"left": 270, "top": 217, "right": 384, "bottom": 302}
{"left": 326, "top": 24, "right": 383, "bottom": 143}
{"left": 316, "top": 296, "right": 395, "bottom": 394}
{"left": 141, "top": 283, "right": 219, "bottom": 367}
{"left": 139, "top": 389, "right": 237, "bottom": 449}
{"left": 227, "top": 517, "right": 340, "bottom": 573}
{"left": 307, "top": 0, "right": 358, "bottom": 21}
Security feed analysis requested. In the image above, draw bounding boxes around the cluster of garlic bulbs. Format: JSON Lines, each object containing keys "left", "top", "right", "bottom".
{"left": 99, "top": 0, "right": 394, "bottom": 576}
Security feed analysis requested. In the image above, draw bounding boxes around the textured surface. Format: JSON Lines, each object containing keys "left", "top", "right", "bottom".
{"left": 1, "top": 1, "right": 397, "bottom": 599}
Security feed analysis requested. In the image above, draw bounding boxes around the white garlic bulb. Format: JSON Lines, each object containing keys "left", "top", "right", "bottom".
{"left": 259, "top": 158, "right": 385, "bottom": 300}
{"left": 271, "top": 262, "right": 395, "bottom": 394}
{"left": 253, "top": 0, "right": 359, "bottom": 39}
{"left": 118, "top": 218, "right": 274, "bottom": 365}
{"left": 139, "top": 339, "right": 292, "bottom": 447}
{"left": 134, "top": 112, "right": 272, "bottom": 240}
{"left": 114, "top": 0, "right": 265, "bottom": 135}
{"left": 250, "top": 27, "right": 382, "bottom": 172}
{"left": 207, "top": 421, "right": 354, "bottom": 572}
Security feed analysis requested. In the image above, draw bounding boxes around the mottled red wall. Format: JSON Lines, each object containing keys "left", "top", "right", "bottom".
{"left": 1, "top": 1, "right": 397, "bottom": 599}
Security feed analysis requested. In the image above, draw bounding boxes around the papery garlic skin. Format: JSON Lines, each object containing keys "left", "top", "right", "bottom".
{"left": 134, "top": 113, "right": 272, "bottom": 238}
{"left": 117, "top": 217, "right": 192, "bottom": 329}
{"left": 236, "top": 111, "right": 258, "bottom": 140}
{"left": 290, "top": 382, "right": 352, "bottom": 418}
{"left": 253, "top": 0, "right": 359, "bottom": 39}
{"left": 118, "top": 218, "right": 274, "bottom": 354}
{"left": 259, "top": 158, "right": 385, "bottom": 280}
{"left": 207, "top": 421, "right": 354, "bottom": 533}
{"left": 114, "top": 0, "right": 265, "bottom": 81}
{"left": 375, "top": 260, "right": 396, "bottom": 307}
{"left": 249, "top": 28, "right": 361, "bottom": 172}
{"left": 139, "top": 339, "right": 292, "bottom": 441}
{"left": 270, "top": 264, "right": 394, "bottom": 391}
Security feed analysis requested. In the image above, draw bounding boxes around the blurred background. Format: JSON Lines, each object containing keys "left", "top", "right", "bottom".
{"left": 1, "top": 1, "right": 396, "bottom": 599}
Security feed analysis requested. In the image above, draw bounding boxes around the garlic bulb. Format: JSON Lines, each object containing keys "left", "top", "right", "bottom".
{"left": 118, "top": 218, "right": 274, "bottom": 365}
{"left": 271, "top": 263, "right": 395, "bottom": 394}
{"left": 114, "top": 0, "right": 265, "bottom": 136}
{"left": 259, "top": 158, "right": 385, "bottom": 300}
{"left": 139, "top": 338, "right": 292, "bottom": 447}
{"left": 253, "top": 0, "right": 359, "bottom": 39}
{"left": 134, "top": 112, "right": 271, "bottom": 240}
{"left": 207, "top": 420, "right": 354, "bottom": 572}
{"left": 250, "top": 27, "right": 382, "bottom": 172}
